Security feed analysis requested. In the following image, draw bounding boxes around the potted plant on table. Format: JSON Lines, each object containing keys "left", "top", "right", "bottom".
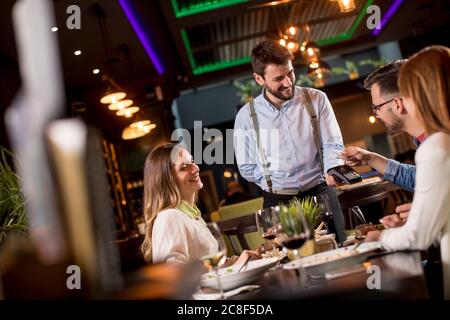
{"left": 277, "top": 197, "right": 321, "bottom": 258}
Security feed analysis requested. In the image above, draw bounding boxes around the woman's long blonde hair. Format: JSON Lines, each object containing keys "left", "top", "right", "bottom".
{"left": 141, "top": 143, "right": 181, "bottom": 263}
{"left": 399, "top": 45, "right": 450, "bottom": 135}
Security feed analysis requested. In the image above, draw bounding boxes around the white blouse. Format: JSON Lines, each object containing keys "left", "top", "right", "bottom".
{"left": 152, "top": 208, "right": 218, "bottom": 264}
{"left": 380, "top": 132, "right": 450, "bottom": 298}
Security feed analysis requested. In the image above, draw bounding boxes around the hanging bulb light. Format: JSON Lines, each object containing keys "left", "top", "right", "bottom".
{"left": 116, "top": 106, "right": 140, "bottom": 118}
{"left": 307, "top": 60, "right": 331, "bottom": 87}
{"left": 108, "top": 99, "right": 133, "bottom": 111}
{"left": 337, "top": 0, "right": 356, "bottom": 13}
{"left": 286, "top": 39, "right": 299, "bottom": 53}
{"left": 279, "top": 34, "right": 299, "bottom": 53}
{"left": 300, "top": 40, "right": 320, "bottom": 62}
{"left": 286, "top": 26, "right": 299, "bottom": 37}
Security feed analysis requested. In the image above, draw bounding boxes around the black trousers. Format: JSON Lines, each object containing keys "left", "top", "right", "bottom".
{"left": 262, "top": 183, "right": 347, "bottom": 244}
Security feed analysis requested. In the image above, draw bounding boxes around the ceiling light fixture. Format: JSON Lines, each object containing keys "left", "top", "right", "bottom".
{"left": 92, "top": 69, "right": 100, "bottom": 74}
{"left": 122, "top": 121, "right": 156, "bottom": 140}
{"left": 108, "top": 99, "right": 133, "bottom": 111}
{"left": 100, "top": 89, "right": 126, "bottom": 104}
{"left": 51, "top": 26, "right": 58, "bottom": 32}
{"left": 99, "top": 74, "right": 127, "bottom": 104}
{"left": 330, "top": 0, "right": 356, "bottom": 13}
{"left": 115, "top": 106, "right": 140, "bottom": 118}
{"left": 74, "top": 50, "right": 82, "bottom": 56}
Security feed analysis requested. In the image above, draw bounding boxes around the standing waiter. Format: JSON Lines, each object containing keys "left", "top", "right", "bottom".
{"left": 234, "top": 39, "right": 347, "bottom": 243}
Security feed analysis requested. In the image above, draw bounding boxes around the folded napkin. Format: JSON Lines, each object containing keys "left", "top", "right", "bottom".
{"left": 192, "top": 285, "right": 261, "bottom": 300}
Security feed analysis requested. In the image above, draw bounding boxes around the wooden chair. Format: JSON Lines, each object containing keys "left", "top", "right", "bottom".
{"left": 210, "top": 197, "right": 264, "bottom": 255}
{"left": 215, "top": 214, "right": 260, "bottom": 255}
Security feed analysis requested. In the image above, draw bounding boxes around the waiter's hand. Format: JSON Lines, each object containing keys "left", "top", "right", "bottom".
{"left": 325, "top": 173, "right": 338, "bottom": 186}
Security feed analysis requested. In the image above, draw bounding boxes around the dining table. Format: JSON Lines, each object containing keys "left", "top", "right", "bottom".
{"left": 228, "top": 250, "right": 429, "bottom": 299}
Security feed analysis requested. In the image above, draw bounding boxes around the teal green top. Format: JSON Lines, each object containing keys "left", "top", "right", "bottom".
{"left": 177, "top": 200, "right": 201, "bottom": 219}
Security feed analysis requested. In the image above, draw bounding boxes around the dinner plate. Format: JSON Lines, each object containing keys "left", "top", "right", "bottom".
{"left": 283, "top": 242, "right": 383, "bottom": 276}
{"left": 200, "top": 257, "right": 278, "bottom": 291}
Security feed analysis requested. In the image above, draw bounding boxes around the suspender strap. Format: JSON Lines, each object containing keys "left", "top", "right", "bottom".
{"left": 249, "top": 99, "right": 273, "bottom": 193}
{"left": 302, "top": 88, "right": 325, "bottom": 175}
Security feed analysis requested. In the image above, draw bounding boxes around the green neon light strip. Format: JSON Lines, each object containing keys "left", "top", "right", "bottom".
{"left": 182, "top": 0, "right": 374, "bottom": 74}
{"left": 180, "top": 29, "right": 197, "bottom": 70}
{"left": 317, "top": 0, "right": 374, "bottom": 46}
{"left": 193, "top": 57, "right": 251, "bottom": 75}
{"left": 171, "top": 0, "right": 248, "bottom": 18}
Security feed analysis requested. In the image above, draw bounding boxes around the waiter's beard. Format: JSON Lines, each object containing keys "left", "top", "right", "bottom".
{"left": 265, "top": 84, "right": 295, "bottom": 101}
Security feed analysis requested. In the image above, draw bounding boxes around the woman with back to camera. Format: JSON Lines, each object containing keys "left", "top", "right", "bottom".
{"left": 365, "top": 45, "right": 450, "bottom": 298}
{"left": 141, "top": 143, "right": 260, "bottom": 265}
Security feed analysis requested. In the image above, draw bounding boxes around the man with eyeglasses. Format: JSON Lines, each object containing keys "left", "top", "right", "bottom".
{"left": 341, "top": 60, "right": 426, "bottom": 228}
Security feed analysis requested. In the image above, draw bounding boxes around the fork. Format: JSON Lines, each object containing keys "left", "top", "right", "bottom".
{"left": 237, "top": 256, "right": 250, "bottom": 272}
{"left": 350, "top": 241, "right": 363, "bottom": 253}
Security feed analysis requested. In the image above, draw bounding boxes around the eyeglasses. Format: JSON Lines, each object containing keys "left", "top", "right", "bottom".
{"left": 370, "top": 98, "right": 395, "bottom": 114}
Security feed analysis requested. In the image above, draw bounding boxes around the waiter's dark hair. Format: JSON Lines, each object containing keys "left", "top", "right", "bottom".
{"left": 251, "top": 39, "right": 293, "bottom": 77}
{"left": 363, "top": 59, "right": 407, "bottom": 95}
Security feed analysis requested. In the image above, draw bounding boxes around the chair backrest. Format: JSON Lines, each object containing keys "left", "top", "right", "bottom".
{"left": 216, "top": 214, "right": 259, "bottom": 255}
{"left": 216, "top": 197, "right": 264, "bottom": 255}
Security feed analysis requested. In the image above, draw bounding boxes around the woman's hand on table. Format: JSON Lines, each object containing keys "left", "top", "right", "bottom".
{"left": 380, "top": 214, "right": 406, "bottom": 228}
{"left": 235, "top": 249, "right": 262, "bottom": 265}
{"left": 395, "top": 203, "right": 411, "bottom": 219}
{"left": 379, "top": 203, "right": 411, "bottom": 228}
{"left": 365, "top": 230, "right": 381, "bottom": 242}
{"left": 223, "top": 249, "right": 262, "bottom": 268}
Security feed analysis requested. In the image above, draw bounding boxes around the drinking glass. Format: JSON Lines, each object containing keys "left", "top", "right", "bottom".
{"left": 255, "top": 206, "right": 283, "bottom": 262}
{"left": 313, "top": 193, "right": 335, "bottom": 235}
{"left": 276, "top": 203, "right": 311, "bottom": 268}
{"left": 201, "top": 222, "right": 227, "bottom": 299}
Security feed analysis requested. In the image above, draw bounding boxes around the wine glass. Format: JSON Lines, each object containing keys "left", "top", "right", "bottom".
{"left": 201, "top": 222, "right": 227, "bottom": 299}
{"left": 276, "top": 203, "right": 310, "bottom": 269}
{"left": 255, "top": 207, "right": 283, "bottom": 263}
{"left": 313, "top": 193, "right": 335, "bottom": 235}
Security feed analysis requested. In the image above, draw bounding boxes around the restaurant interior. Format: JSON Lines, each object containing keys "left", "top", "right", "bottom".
{"left": 0, "top": 0, "right": 450, "bottom": 301}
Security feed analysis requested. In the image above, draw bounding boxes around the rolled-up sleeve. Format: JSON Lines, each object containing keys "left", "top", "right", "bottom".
{"left": 234, "top": 105, "right": 263, "bottom": 185}
{"left": 384, "top": 159, "right": 416, "bottom": 192}
{"left": 317, "top": 91, "right": 345, "bottom": 173}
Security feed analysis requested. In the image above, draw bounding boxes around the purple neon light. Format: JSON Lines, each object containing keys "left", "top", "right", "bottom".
{"left": 118, "top": 0, "right": 165, "bottom": 74}
{"left": 372, "top": 0, "right": 404, "bottom": 36}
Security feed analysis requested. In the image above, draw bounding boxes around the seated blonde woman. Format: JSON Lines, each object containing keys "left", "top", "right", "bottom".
{"left": 141, "top": 143, "right": 260, "bottom": 265}
{"left": 365, "top": 46, "right": 450, "bottom": 298}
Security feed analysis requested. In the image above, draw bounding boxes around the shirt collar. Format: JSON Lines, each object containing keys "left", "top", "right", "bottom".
{"left": 177, "top": 200, "right": 201, "bottom": 219}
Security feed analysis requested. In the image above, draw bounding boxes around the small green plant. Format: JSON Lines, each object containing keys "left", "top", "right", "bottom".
{"left": 0, "top": 146, "right": 27, "bottom": 244}
{"left": 279, "top": 197, "right": 321, "bottom": 235}
{"left": 233, "top": 79, "right": 261, "bottom": 104}
{"left": 358, "top": 58, "right": 388, "bottom": 69}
